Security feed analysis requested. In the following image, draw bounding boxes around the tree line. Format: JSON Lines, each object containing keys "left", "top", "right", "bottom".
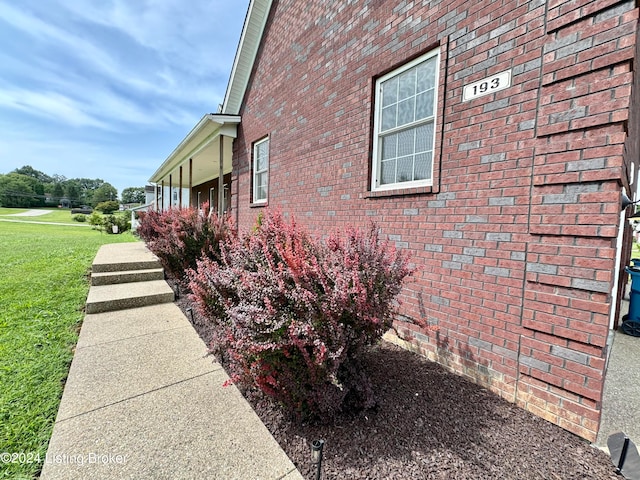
{"left": 0, "top": 166, "right": 145, "bottom": 208}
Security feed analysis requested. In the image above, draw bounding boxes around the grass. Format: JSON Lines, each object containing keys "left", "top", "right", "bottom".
{"left": 0, "top": 221, "right": 136, "bottom": 479}
{"left": 0, "top": 207, "right": 113, "bottom": 225}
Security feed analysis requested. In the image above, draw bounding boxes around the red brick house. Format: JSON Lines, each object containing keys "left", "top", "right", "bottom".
{"left": 150, "top": 0, "right": 640, "bottom": 442}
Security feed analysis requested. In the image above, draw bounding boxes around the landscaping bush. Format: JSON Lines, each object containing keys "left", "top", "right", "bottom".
{"left": 87, "top": 211, "right": 104, "bottom": 230}
{"left": 94, "top": 200, "right": 120, "bottom": 214}
{"left": 137, "top": 203, "right": 234, "bottom": 283}
{"left": 188, "top": 210, "right": 412, "bottom": 420}
{"left": 102, "top": 212, "right": 131, "bottom": 234}
{"left": 72, "top": 214, "right": 87, "bottom": 222}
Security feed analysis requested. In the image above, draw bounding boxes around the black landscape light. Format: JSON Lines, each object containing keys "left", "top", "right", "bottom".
{"left": 311, "top": 439, "right": 325, "bottom": 480}
{"left": 186, "top": 307, "right": 194, "bottom": 323}
{"left": 608, "top": 432, "right": 640, "bottom": 478}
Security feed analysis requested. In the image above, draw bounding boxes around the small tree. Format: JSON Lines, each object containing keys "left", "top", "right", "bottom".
{"left": 95, "top": 200, "right": 120, "bottom": 214}
{"left": 87, "top": 212, "right": 103, "bottom": 231}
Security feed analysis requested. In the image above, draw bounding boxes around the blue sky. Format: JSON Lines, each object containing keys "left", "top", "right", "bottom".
{"left": 0, "top": 0, "right": 250, "bottom": 195}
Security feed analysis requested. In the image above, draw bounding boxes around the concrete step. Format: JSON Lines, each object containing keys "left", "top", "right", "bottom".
{"left": 86, "top": 280, "right": 175, "bottom": 314}
{"left": 91, "top": 268, "right": 165, "bottom": 286}
{"left": 92, "top": 242, "right": 161, "bottom": 273}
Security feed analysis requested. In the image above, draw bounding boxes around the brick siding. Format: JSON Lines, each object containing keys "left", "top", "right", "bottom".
{"left": 231, "top": 0, "right": 639, "bottom": 441}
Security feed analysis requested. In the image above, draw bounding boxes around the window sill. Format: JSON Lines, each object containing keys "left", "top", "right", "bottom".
{"left": 250, "top": 201, "right": 268, "bottom": 208}
{"left": 365, "top": 185, "right": 435, "bottom": 199}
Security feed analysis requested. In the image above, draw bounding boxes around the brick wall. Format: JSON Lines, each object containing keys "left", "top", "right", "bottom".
{"left": 231, "top": 0, "right": 639, "bottom": 441}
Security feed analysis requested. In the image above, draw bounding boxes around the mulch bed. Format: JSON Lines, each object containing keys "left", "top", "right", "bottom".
{"left": 172, "top": 282, "right": 617, "bottom": 480}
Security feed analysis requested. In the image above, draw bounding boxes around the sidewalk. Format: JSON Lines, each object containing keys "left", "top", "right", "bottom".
{"left": 40, "top": 242, "right": 303, "bottom": 480}
{"left": 595, "top": 299, "right": 640, "bottom": 452}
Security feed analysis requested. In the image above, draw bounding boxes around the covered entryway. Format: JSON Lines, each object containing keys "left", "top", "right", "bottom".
{"left": 149, "top": 114, "right": 240, "bottom": 215}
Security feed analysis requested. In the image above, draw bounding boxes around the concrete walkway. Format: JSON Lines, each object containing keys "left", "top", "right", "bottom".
{"left": 595, "top": 297, "right": 640, "bottom": 453}
{"left": 40, "top": 242, "right": 303, "bottom": 480}
{"left": 1, "top": 209, "right": 53, "bottom": 216}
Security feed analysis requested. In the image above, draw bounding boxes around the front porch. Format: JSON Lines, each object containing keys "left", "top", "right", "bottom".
{"left": 148, "top": 114, "right": 240, "bottom": 214}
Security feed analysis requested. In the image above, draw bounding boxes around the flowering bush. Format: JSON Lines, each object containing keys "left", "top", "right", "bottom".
{"left": 137, "top": 203, "right": 235, "bottom": 284}
{"left": 188, "top": 210, "right": 412, "bottom": 419}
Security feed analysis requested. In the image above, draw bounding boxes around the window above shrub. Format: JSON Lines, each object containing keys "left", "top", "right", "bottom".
{"left": 371, "top": 50, "right": 439, "bottom": 192}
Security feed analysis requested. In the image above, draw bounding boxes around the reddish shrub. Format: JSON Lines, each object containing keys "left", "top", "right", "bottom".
{"left": 188, "top": 210, "right": 412, "bottom": 420}
{"left": 137, "top": 203, "right": 235, "bottom": 284}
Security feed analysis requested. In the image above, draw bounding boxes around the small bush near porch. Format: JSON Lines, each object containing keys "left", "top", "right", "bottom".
{"left": 139, "top": 208, "right": 411, "bottom": 419}
{"left": 136, "top": 203, "right": 234, "bottom": 284}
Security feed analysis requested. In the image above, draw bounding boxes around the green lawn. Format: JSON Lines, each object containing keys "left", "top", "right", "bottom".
{"left": 0, "top": 221, "right": 136, "bottom": 479}
{"left": 0, "top": 207, "right": 98, "bottom": 225}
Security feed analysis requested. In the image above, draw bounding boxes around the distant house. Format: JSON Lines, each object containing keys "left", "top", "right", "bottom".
{"left": 150, "top": 0, "right": 640, "bottom": 442}
{"left": 144, "top": 185, "right": 158, "bottom": 207}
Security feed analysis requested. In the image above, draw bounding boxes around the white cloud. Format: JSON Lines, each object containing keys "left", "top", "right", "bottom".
{"left": 0, "top": 0, "right": 249, "bottom": 188}
{"left": 0, "top": 88, "right": 111, "bottom": 129}
{"left": 59, "top": 0, "right": 240, "bottom": 73}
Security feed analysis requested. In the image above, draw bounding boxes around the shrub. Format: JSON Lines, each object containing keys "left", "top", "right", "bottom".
{"left": 102, "top": 212, "right": 131, "bottom": 234}
{"left": 87, "top": 211, "right": 104, "bottom": 230}
{"left": 95, "top": 200, "right": 120, "bottom": 214}
{"left": 188, "top": 210, "right": 412, "bottom": 420}
{"left": 137, "top": 203, "right": 235, "bottom": 283}
{"left": 72, "top": 214, "right": 86, "bottom": 223}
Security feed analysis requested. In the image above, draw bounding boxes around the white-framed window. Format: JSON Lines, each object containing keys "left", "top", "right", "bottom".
{"left": 253, "top": 137, "right": 269, "bottom": 203}
{"left": 371, "top": 50, "right": 439, "bottom": 191}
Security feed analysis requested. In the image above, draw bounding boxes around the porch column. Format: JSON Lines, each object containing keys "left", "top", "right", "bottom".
{"left": 179, "top": 166, "right": 183, "bottom": 207}
{"left": 156, "top": 183, "right": 160, "bottom": 211}
{"left": 218, "top": 135, "right": 224, "bottom": 215}
{"left": 169, "top": 174, "right": 173, "bottom": 208}
{"left": 189, "top": 158, "right": 193, "bottom": 207}
{"left": 161, "top": 180, "right": 165, "bottom": 211}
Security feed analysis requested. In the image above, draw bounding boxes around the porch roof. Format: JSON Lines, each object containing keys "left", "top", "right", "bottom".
{"left": 148, "top": 114, "right": 240, "bottom": 188}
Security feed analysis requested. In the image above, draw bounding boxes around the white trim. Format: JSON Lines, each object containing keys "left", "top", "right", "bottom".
{"left": 610, "top": 202, "right": 627, "bottom": 330}
{"left": 222, "top": 0, "right": 273, "bottom": 115}
{"left": 149, "top": 114, "right": 240, "bottom": 184}
{"left": 252, "top": 137, "right": 269, "bottom": 203}
{"left": 371, "top": 49, "right": 440, "bottom": 192}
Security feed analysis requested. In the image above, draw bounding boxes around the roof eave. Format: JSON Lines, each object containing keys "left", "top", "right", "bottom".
{"left": 149, "top": 114, "right": 241, "bottom": 183}
{"left": 221, "top": 0, "right": 273, "bottom": 115}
